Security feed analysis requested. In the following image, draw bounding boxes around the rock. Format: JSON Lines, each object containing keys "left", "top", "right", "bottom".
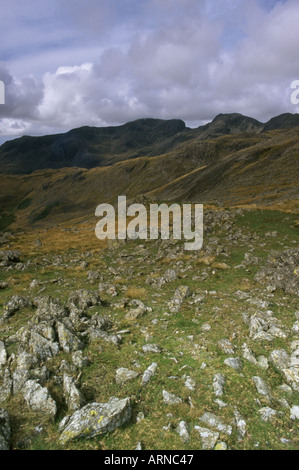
{"left": 234, "top": 408, "right": 247, "bottom": 441}
{"left": 0, "top": 368, "right": 12, "bottom": 403}
{"left": 68, "top": 289, "right": 101, "bottom": 313}
{"left": 57, "top": 322, "right": 84, "bottom": 353}
{"left": 224, "top": 357, "right": 243, "bottom": 371}
{"left": 194, "top": 425, "right": 219, "bottom": 450}
{"left": 218, "top": 339, "right": 236, "bottom": 355}
{"left": 59, "top": 397, "right": 132, "bottom": 445}
{"left": 213, "top": 374, "right": 226, "bottom": 397}
{"left": 0, "top": 250, "right": 21, "bottom": 267}
{"left": 269, "top": 349, "right": 299, "bottom": 392}
{"left": 259, "top": 407, "right": 277, "bottom": 422}
{"left": 72, "top": 351, "right": 90, "bottom": 369}
{"left": 242, "top": 343, "right": 258, "bottom": 365}
{"left": 115, "top": 368, "right": 139, "bottom": 385}
{"left": 290, "top": 406, "right": 299, "bottom": 420}
{"left": 63, "top": 374, "right": 86, "bottom": 412}
{"left": 168, "top": 286, "right": 190, "bottom": 313}
{"left": 255, "top": 249, "right": 299, "bottom": 296}
{"left": 22, "top": 380, "right": 57, "bottom": 416}
{"left": 141, "top": 362, "right": 158, "bottom": 385}
{"left": 142, "top": 344, "right": 162, "bottom": 354}
{"left": 252, "top": 376, "right": 272, "bottom": 401}
{"left": 12, "top": 369, "right": 30, "bottom": 395}
{"left": 162, "top": 390, "right": 183, "bottom": 405}
{"left": 184, "top": 376, "right": 196, "bottom": 391}
{"left": 257, "top": 356, "right": 269, "bottom": 370}
{"left": 0, "top": 341, "right": 7, "bottom": 367}
{"left": 163, "top": 269, "right": 177, "bottom": 283}
{"left": 0, "top": 409, "right": 10, "bottom": 450}
{"left": 176, "top": 421, "right": 190, "bottom": 443}
{"left": 214, "top": 442, "right": 228, "bottom": 450}
{"left": 2, "top": 295, "right": 32, "bottom": 320}
{"left": 125, "top": 299, "right": 146, "bottom": 320}
{"left": 199, "top": 412, "right": 232, "bottom": 436}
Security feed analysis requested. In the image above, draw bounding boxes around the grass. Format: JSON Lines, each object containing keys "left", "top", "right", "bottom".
{"left": 0, "top": 207, "right": 298, "bottom": 450}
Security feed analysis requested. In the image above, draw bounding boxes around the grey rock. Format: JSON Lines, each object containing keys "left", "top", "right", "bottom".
{"left": 141, "top": 362, "right": 158, "bottom": 385}
{"left": 59, "top": 397, "right": 132, "bottom": 445}
{"left": 176, "top": 421, "right": 190, "bottom": 443}
{"left": 142, "top": 344, "right": 162, "bottom": 354}
{"left": 57, "top": 322, "right": 84, "bottom": 353}
{"left": 184, "top": 376, "right": 196, "bottom": 391}
{"left": 0, "top": 409, "right": 10, "bottom": 450}
{"left": 115, "top": 368, "right": 139, "bottom": 385}
{"left": 0, "top": 368, "right": 12, "bottom": 403}
{"left": 218, "top": 339, "right": 236, "bottom": 355}
{"left": 3, "top": 295, "right": 32, "bottom": 320}
{"left": 234, "top": 408, "right": 247, "bottom": 441}
{"left": 168, "top": 286, "right": 190, "bottom": 313}
{"left": 22, "top": 380, "right": 57, "bottom": 416}
{"left": 290, "top": 406, "right": 299, "bottom": 420}
{"left": 162, "top": 390, "right": 183, "bottom": 405}
{"left": 63, "top": 374, "right": 86, "bottom": 412}
{"left": 0, "top": 341, "right": 7, "bottom": 367}
{"left": 259, "top": 407, "right": 277, "bottom": 422}
{"left": 199, "top": 412, "right": 232, "bottom": 436}
{"left": 224, "top": 357, "right": 243, "bottom": 371}
{"left": 72, "top": 351, "right": 90, "bottom": 369}
{"left": 213, "top": 374, "right": 226, "bottom": 397}
{"left": 194, "top": 425, "right": 219, "bottom": 450}
{"left": 252, "top": 376, "right": 272, "bottom": 401}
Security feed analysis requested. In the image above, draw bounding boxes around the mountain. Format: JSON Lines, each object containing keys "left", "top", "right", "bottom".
{"left": 0, "top": 113, "right": 271, "bottom": 175}
{"left": 0, "top": 112, "right": 298, "bottom": 230}
{"left": 0, "top": 118, "right": 188, "bottom": 174}
{"left": 262, "top": 113, "right": 299, "bottom": 132}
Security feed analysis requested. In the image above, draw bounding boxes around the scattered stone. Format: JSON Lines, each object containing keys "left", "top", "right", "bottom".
{"left": 162, "top": 390, "right": 183, "bottom": 405}
{"left": 224, "top": 357, "right": 243, "bottom": 371}
{"left": 213, "top": 374, "right": 226, "bottom": 397}
{"left": 2, "top": 295, "right": 32, "bottom": 320}
{"left": 184, "top": 376, "right": 196, "bottom": 391}
{"left": 115, "top": 368, "right": 139, "bottom": 385}
{"left": 0, "top": 341, "right": 7, "bottom": 367}
{"left": 218, "top": 339, "right": 236, "bottom": 355}
{"left": 22, "top": 380, "right": 57, "bottom": 416}
{"left": 214, "top": 442, "right": 228, "bottom": 450}
{"left": 141, "top": 362, "right": 158, "bottom": 385}
{"left": 63, "top": 374, "right": 86, "bottom": 412}
{"left": 290, "top": 406, "right": 299, "bottom": 421}
{"left": 252, "top": 376, "right": 272, "bottom": 401}
{"left": 176, "top": 421, "right": 190, "bottom": 443}
{"left": 0, "top": 409, "right": 10, "bottom": 450}
{"left": 259, "top": 407, "right": 277, "bottom": 422}
{"left": 199, "top": 412, "right": 232, "bottom": 436}
{"left": 168, "top": 286, "right": 190, "bottom": 313}
{"left": 59, "top": 397, "right": 132, "bottom": 445}
{"left": 234, "top": 408, "right": 247, "bottom": 441}
{"left": 142, "top": 344, "right": 162, "bottom": 354}
{"left": 194, "top": 426, "right": 219, "bottom": 450}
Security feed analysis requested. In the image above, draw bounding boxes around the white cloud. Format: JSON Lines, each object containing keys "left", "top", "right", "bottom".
{"left": 0, "top": 0, "right": 299, "bottom": 138}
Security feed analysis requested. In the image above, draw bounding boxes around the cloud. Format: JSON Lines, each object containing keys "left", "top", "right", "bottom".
{"left": 0, "top": 0, "right": 299, "bottom": 139}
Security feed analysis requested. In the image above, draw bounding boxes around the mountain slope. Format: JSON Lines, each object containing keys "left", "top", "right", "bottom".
{"left": 0, "top": 112, "right": 281, "bottom": 175}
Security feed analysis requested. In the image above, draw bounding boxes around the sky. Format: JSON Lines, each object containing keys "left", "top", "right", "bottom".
{"left": 0, "top": 0, "right": 299, "bottom": 144}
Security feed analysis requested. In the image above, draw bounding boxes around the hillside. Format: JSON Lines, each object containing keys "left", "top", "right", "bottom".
{"left": 0, "top": 113, "right": 299, "bottom": 232}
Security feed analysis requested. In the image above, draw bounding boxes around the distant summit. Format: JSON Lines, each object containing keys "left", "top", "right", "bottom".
{"left": 262, "top": 113, "right": 299, "bottom": 132}
{"left": 1, "top": 113, "right": 299, "bottom": 174}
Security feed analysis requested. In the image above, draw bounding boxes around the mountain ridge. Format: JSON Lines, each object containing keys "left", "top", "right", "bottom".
{"left": 1, "top": 112, "right": 299, "bottom": 175}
